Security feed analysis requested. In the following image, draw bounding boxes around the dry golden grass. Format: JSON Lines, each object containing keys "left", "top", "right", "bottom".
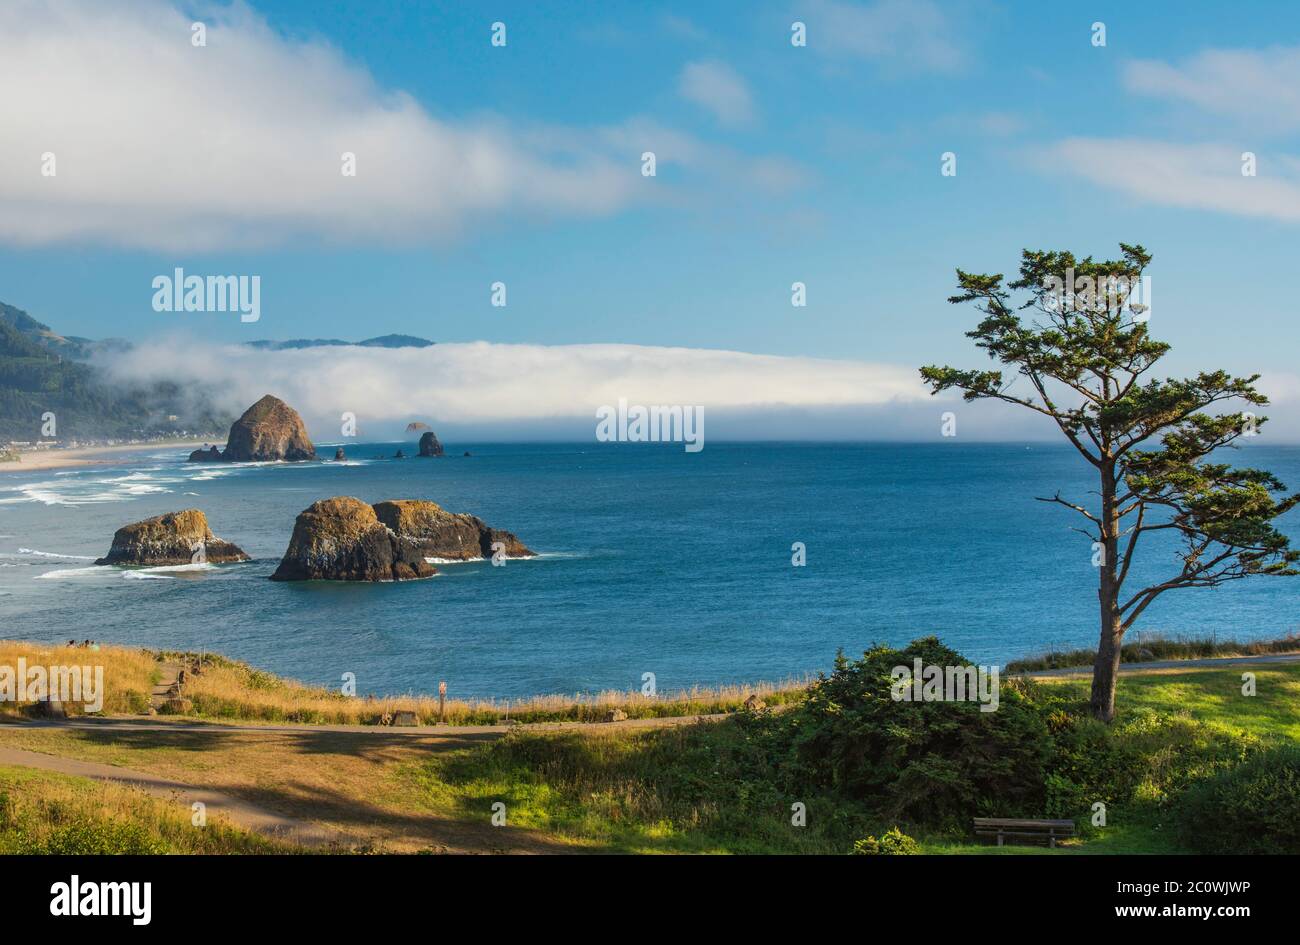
{"left": 179, "top": 652, "right": 808, "bottom": 725}
{"left": 0, "top": 640, "right": 156, "bottom": 718}
{"left": 0, "top": 763, "right": 288, "bottom": 853}
{"left": 0, "top": 639, "right": 807, "bottom": 726}
{"left": 0, "top": 726, "right": 578, "bottom": 853}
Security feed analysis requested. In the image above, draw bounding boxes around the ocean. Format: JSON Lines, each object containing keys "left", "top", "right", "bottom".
{"left": 1, "top": 442, "right": 1297, "bottom": 700}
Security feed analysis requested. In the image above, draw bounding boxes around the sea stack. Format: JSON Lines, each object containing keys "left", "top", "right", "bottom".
{"left": 269, "top": 497, "right": 436, "bottom": 582}
{"left": 418, "top": 431, "right": 444, "bottom": 457}
{"left": 95, "top": 510, "right": 250, "bottom": 566}
{"left": 372, "top": 499, "right": 534, "bottom": 560}
{"left": 334, "top": 447, "right": 346, "bottom": 461}
{"left": 189, "top": 394, "right": 316, "bottom": 463}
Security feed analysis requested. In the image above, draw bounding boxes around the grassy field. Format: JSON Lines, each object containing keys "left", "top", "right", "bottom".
{"left": 0, "top": 764, "right": 289, "bottom": 854}
{"left": 0, "top": 640, "right": 807, "bottom": 725}
{"left": 1005, "top": 632, "right": 1300, "bottom": 673}
{"left": 1034, "top": 663, "right": 1300, "bottom": 740}
{"left": 400, "top": 660, "right": 1300, "bottom": 855}
{"left": 2, "top": 657, "right": 1283, "bottom": 854}
{"left": 0, "top": 642, "right": 1295, "bottom": 854}
{"left": 4, "top": 635, "right": 1292, "bottom": 728}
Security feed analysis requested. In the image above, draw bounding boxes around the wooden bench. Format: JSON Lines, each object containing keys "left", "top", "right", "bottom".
{"left": 973, "top": 817, "right": 1075, "bottom": 848}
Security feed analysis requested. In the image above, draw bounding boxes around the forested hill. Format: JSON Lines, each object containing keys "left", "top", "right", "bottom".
{"left": 0, "top": 300, "right": 229, "bottom": 442}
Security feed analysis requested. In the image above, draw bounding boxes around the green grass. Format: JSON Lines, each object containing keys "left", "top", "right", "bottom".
{"left": 1006, "top": 632, "right": 1300, "bottom": 673}
{"left": 0, "top": 765, "right": 292, "bottom": 854}
{"left": 403, "top": 661, "right": 1300, "bottom": 855}
{"left": 1037, "top": 664, "right": 1300, "bottom": 740}
{"left": 921, "top": 818, "right": 1180, "bottom": 854}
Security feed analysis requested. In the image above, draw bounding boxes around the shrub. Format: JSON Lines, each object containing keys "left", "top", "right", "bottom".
{"left": 1175, "top": 745, "right": 1300, "bottom": 854}
{"left": 779, "top": 637, "right": 1052, "bottom": 827}
{"left": 851, "top": 827, "right": 918, "bottom": 855}
{"left": 1042, "top": 714, "right": 1145, "bottom": 818}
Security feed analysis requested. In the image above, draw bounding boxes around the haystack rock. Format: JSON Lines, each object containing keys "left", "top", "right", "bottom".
{"left": 372, "top": 499, "right": 535, "bottom": 561}
{"left": 95, "top": 510, "right": 250, "bottom": 566}
{"left": 269, "top": 497, "right": 436, "bottom": 582}
{"left": 189, "top": 394, "right": 316, "bottom": 463}
{"left": 418, "top": 432, "right": 444, "bottom": 457}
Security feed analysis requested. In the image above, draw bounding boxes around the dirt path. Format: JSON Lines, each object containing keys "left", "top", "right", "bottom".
{"left": 0, "top": 745, "right": 343, "bottom": 848}
{"left": 0, "top": 713, "right": 718, "bottom": 854}
{"left": 149, "top": 662, "right": 182, "bottom": 712}
{"left": 15, "top": 712, "right": 721, "bottom": 738}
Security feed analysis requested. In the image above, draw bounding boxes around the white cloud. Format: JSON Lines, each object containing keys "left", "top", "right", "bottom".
{"left": 93, "top": 339, "right": 1300, "bottom": 442}
{"left": 678, "top": 61, "right": 757, "bottom": 128}
{"left": 661, "top": 14, "right": 707, "bottom": 42}
{"left": 1044, "top": 46, "right": 1300, "bottom": 222}
{"left": 1125, "top": 47, "right": 1300, "bottom": 132}
{"left": 593, "top": 118, "right": 808, "bottom": 195}
{"left": 1040, "top": 138, "right": 1300, "bottom": 222}
{"left": 99, "top": 339, "right": 926, "bottom": 433}
{"left": 807, "top": 0, "right": 967, "bottom": 73}
{"left": 0, "top": 0, "right": 638, "bottom": 251}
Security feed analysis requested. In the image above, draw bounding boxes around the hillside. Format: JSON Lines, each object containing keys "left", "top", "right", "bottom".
{"left": 0, "top": 300, "right": 230, "bottom": 442}
{"left": 244, "top": 334, "right": 434, "bottom": 351}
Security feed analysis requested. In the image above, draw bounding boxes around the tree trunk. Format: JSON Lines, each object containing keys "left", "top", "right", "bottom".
{"left": 1089, "top": 611, "right": 1124, "bottom": 722}
{"left": 1090, "top": 463, "right": 1123, "bottom": 721}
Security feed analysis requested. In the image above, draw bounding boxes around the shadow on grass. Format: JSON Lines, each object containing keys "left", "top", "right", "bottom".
{"left": 5, "top": 722, "right": 586, "bottom": 854}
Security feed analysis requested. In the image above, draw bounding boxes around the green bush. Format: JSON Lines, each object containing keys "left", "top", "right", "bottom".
{"left": 1175, "top": 745, "right": 1300, "bottom": 854}
{"left": 852, "top": 827, "right": 918, "bottom": 855}
{"left": 1042, "top": 713, "right": 1145, "bottom": 818}
{"left": 779, "top": 637, "right": 1052, "bottom": 827}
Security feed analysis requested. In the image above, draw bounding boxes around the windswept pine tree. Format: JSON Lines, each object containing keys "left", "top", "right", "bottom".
{"left": 922, "top": 244, "right": 1299, "bottom": 721}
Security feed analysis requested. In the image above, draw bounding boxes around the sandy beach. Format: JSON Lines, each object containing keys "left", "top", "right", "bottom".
{"left": 0, "top": 440, "right": 217, "bottom": 473}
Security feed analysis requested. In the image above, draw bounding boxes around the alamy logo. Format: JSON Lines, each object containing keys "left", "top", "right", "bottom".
{"left": 152, "top": 268, "right": 260, "bottom": 323}
{"left": 0, "top": 660, "right": 104, "bottom": 712}
{"left": 50, "top": 875, "right": 151, "bottom": 926}
{"left": 595, "top": 398, "right": 704, "bottom": 453}
{"left": 1042, "top": 268, "right": 1150, "bottom": 322}
{"left": 890, "top": 659, "right": 1000, "bottom": 712}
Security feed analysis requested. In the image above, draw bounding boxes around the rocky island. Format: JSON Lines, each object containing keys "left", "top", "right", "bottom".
{"left": 417, "top": 431, "right": 444, "bottom": 457}
{"left": 189, "top": 394, "right": 316, "bottom": 463}
{"left": 269, "top": 497, "right": 436, "bottom": 582}
{"left": 372, "top": 499, "right": 534, "bottom": 560}
{"left": 95, "top": 510, "right": 250, "bottom": 566}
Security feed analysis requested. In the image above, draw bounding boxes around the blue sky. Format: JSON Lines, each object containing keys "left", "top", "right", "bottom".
{"left": 2, "top": 0, "right": 1299, "bottom": 437}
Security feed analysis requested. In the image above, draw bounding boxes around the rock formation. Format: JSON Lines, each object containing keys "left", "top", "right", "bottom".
{"left": 394, "top": 449, "right": 406, "bottom": 459}
{"left": 372, "top": 499, "right": 535, "bottom": 560}
{"left": 418, "top": 431, "right": 444, "bottom": 457}
{"left": 269, "top": 497, "right": 436, "bottom": 582}
{"left": 334, "top": 447, "right": 346, "bottom": 461}
{"left": 95, "top": 510, "right": 250, "bottom": 566}
{"left": 188, "top": 394, "right": 316, "bottom": 463}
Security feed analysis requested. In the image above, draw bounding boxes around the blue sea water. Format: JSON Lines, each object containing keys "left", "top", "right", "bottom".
{"left": 0, "top": 442, "right": 1297, "bottom": 700}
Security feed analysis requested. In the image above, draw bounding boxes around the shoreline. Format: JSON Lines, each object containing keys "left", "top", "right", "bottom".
{"left": 0, "top": 439, "right": 219, "bottom": 474}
